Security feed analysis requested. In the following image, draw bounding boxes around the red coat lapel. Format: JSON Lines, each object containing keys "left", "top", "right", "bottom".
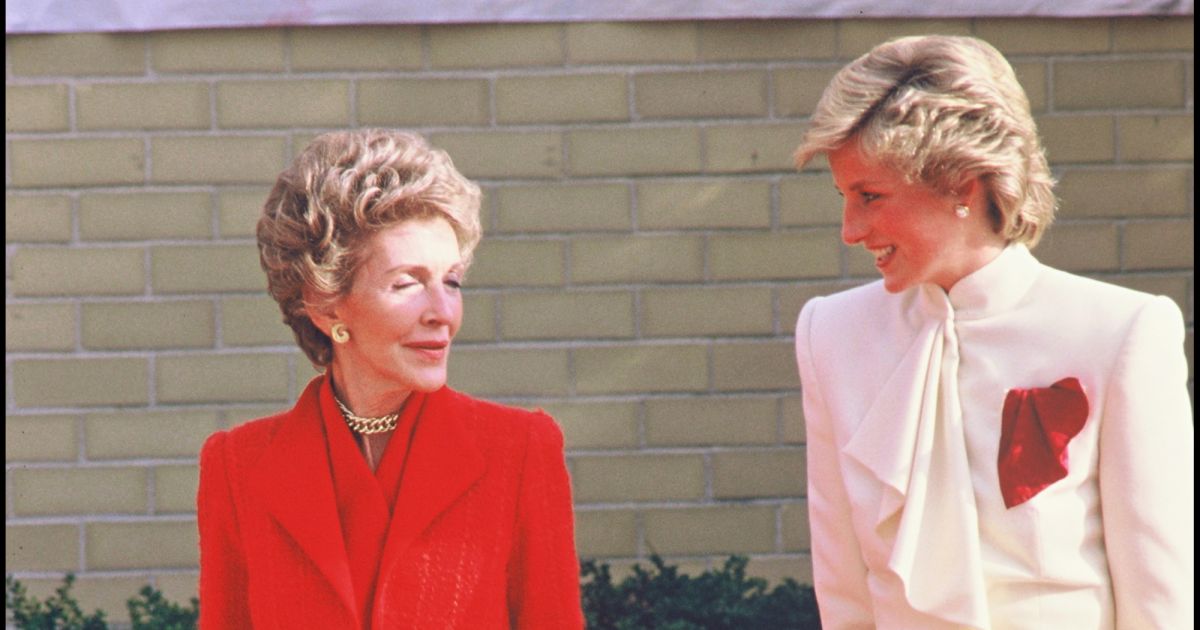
{"left": 378, "top": 387, "right": 486, "bottom": 578}
{"left": 249, "top": 377, "right": 357, "bottom": 620}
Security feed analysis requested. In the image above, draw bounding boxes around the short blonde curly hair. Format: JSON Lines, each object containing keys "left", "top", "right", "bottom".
{"left": 257, "top": 129, "right": 482, "bottom": 367}
{"left": 794, "top": 35, "right": 1056, "bottom": 247}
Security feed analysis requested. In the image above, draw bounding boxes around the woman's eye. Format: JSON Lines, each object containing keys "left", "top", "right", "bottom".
{"left": 391, "top": 282, "right": 418, "bottom": 291}
{"left": 445, "top": 279, "right": 463, "bottom": 290}
{"left": 861, "top": 192, "right": 881, "bottom": 203}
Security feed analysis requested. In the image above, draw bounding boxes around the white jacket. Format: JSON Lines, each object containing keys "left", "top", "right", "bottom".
{"left": 795, "top": 244, "right": 1193, "bottom": 629}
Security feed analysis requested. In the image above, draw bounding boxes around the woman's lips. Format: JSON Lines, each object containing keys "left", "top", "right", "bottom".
{"left": 406, "top": 342, "right": 449, "bottom": 361}
{"left": 868, "top": 245, "right": 896, "bottom": 270}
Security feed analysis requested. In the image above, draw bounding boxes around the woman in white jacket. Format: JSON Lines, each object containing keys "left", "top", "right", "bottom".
{"left": 792, "top": 35, "right": 1192, "bottom": 629}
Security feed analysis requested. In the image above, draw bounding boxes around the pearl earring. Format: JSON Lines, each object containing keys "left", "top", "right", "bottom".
{"left": 954, "top": 204, "right": 970, "bottom": 218}
{"left": 331, "top": 323, "right": 350, "bottom": 343}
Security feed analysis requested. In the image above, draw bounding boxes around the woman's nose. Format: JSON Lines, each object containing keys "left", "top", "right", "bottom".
{"left": 841, "top": 204, "right": 868, "bottom": 245}
{"left": 423, "top": 285, "right": 455, "bottom": 325}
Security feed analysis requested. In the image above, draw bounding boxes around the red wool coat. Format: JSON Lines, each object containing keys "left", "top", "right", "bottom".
{"left": 197, "top": 376, "right": 583, "bottom": 629}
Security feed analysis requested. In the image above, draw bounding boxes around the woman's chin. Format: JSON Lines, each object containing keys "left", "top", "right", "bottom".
{"left": 881, "top": 276, "right": 909, "bottom": 293}
{"left": 407, "top": 369, "right": 449, "bottom": 393}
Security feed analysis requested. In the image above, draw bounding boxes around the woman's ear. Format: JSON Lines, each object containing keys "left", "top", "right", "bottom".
{"left": 956, "top": 175, "right": 1005, "bottom": 234}
{"left": 956, "top": 175, "right": 987, "bottom": 209}
{"left": 302, "top": 290, "right": 339, "bottom": 337}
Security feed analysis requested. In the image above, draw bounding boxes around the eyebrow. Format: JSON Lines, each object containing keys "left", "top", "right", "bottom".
{"left": 839, "top": 179, "right": 885, "bottom": 193}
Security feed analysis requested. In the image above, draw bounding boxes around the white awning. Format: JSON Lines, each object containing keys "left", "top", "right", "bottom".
{"left": 6, "top": 0, "right": 1194, "bottom": 35}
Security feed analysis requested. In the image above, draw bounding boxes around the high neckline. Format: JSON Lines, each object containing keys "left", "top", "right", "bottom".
{"left": 916, "top": 243, "right": 1040, "bottom": 321}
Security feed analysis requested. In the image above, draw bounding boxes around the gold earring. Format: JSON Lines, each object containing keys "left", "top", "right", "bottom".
{"left": 954, "top": 204, "right": 970, "bottom": 218}
{"left": 331, "top": 323, "right": 349, "bottom": 343}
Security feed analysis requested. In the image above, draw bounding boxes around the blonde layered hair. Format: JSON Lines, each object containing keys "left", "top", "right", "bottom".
{"left": 794, "top": 35, "right": 1056, "bottom": 246}
{"left": 257, "top": 129, "right": 482, "bottom": 367}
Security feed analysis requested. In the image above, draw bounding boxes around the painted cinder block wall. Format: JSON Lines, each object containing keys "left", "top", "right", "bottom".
{"left": 6, "top": 17, "right": 1194, "bottom": 621}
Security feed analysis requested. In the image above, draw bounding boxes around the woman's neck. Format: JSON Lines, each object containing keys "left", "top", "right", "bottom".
{"left": 328, "top": 363, "right": 411, "bottom": 418}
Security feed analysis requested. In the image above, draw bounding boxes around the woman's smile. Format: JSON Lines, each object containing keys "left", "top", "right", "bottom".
{"left": 404, "top": 339, "right": 450, "bottom": 362}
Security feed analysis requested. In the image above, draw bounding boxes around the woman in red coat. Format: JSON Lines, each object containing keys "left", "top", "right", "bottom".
{"left": 197, "top": 130, "right": 583, "bottom": 629}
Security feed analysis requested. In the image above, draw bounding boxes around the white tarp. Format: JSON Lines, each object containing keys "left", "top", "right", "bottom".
{"left": 6, "top": 0, "right": 1194, "bottom": 34}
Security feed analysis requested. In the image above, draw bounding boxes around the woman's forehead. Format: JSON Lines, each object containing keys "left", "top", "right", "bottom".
{"left": 360, "top": 218, "right": 463, "bottom": 273}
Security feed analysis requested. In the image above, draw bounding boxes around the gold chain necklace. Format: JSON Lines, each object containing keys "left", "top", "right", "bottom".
{"left": 334, "top": 396, "right": 400, "bottom": 434}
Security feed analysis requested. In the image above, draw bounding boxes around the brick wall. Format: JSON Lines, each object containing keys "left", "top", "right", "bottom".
{"left": 6, "top": 17, "right": 1194, "bottom": 620}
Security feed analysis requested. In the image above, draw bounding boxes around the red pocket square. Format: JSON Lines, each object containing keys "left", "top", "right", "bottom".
{"left": 998, "top": 377, "right": 1089, "bottom": 508}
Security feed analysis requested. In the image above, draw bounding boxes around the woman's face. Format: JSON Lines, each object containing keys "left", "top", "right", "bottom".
{"left": 828, "top": 141, "right": 995, "bottom": 293}
{"left": 327, "top": 216, "right": 464, "bottom": 400}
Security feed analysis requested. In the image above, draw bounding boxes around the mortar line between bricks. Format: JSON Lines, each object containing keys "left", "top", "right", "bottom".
{"left": 6, "top": 183, "right": 248, "bottom": 195}
{"left": 207, "top": 77, "right": 219, "bottom": 131}
{"left": 6, "top": 569, "right": 198, "bottom": 581}
{"left": 212, "top": 296, "right": 225, "bottom": 350}
{"left": 487, "top": 73, "right": 498, "bottom": 127}
{"left": 6, "top": 128, "right": 300, "bottom": 140}
{"left": 282, "top": 28, "right": 294, "bottom": 73}
{"left": 7, "top": 117, "right": 815, "bottom": 139}
{"left": 5, "top": 400, "right": 292, "bottom": 415}
{"left": 575, "top": 498, "right": 798, "bottom": 511}
{"left": 775, "top": 505, "right": 785, "bottom": 553}
{"left": 6, "top": 346, "right": 298, "bottom": 360}
{"left": 5, "top": 356, "right": 14, "bottom": 413}
{"left": 5, "top": 468, "right": 13, "bottom": 520}
{"left": 10, "top": 239, "right": 259, "bottom": 252}
{"left": 5, "top": 277, "right": 852, "bottom": 301}
{"left": 66, "top": 77, "right": 79, "bottom": 133}
{"left": 71, "top": 298, "right": 86, "bottom": 352}
{"left": 560, "top": 234, "right": 573, "bottom": 289}
{"left": 140, "top": 135, "right": 152, "bottom": 184}
{"left": 7, "top": 513, "right": 198, "bottom": 527}
{"left": 568, "top": 445, "right": 806, "bottom": 457}
{"left": 6, "top": 458, "right": 199, "bottom": 470}
{"left": 347, "top": 77, "right": 359, "bottom": 127}
{"left": 584, "top": 552, "right": 811, "bottom": 566}
{"left": 634, "top": 511, "right": 646, "bottom": 557}
{"left": 626, "top": 70, "right": 640, "bottom": 122}
{"left": 419, "top": 25, "right": 432, "bottom": 71}
{"left": 458, "top": 336, "right": 799, "bottom": 349}
{"left": 143, "top": 32, "right": 158, "bottom": 80}
{"left": 8, "top": 294, "right": 276, "bottom": 306}
{"left": 1038, "top": 50, "right": 1193, "bottom": 64}
{"left": 8, "top": 392, "right": 802, "bottom": 410}
{"left": 146, "top": 465, "right": 157, "bottom": 517}
{"left": 703, "top": 451, "right": 714, "bottom": 501}
{"left": 75, "top": 413, "right": 88, "bottom": 464}
{"left": 1044, "top": 56, "right": 1058, "bottom": 115}
{"left": 78, "top": 522, "right": 87, "bottom": 572}
{"left": 772, "top": 286, "right": 784, "bottom": 337}
{"left": 565, "top": 346, "right": 578, "bottom": 398}
{"left": 68, "top": 191, "right": 83, "bottom": 244}
{"left": 633, "top": 398, "right": 648, "bottom": 449}
{"left": 1117, "top": 220, "right": 1128, "bottom": 272}
{"left": 631, "top": 287, "right": 643, "bottom": 339}
{"left": 765, "top": 61, "right": 777, "bottom": 120}
{"left": 462, "top": 392, "right": 804, "bottom": 406}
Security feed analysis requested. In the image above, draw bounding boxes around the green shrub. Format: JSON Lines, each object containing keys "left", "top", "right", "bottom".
{"left": 5, "top": 574, "right": 198, "bottom": 630}
{"left": 125, "top": 586, "right": 199, "bottom": 630}
{"left": 9, "top": 555, "right": 819, "bottom": 629}
{"left": 581, "top": 555, "right": 821, "bottom": 629}
{"left": 5, "top": 574, "right": 108, "bottom": 630}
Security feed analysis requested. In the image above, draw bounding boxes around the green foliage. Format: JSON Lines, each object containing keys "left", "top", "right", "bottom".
{"left": 10, "top": 555, "right": 819, "bottom": 629}
{"left": 6, "top": 575, "right": 198, "bottom": 630}
{"left": 581, "top": 555, "right": 821, "bottom": 629}
{"left": 5, "top": 574, "right": 108, "bottom": 630}
{"left": 126, "top": 586, "right": 199, "bottom": 630}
